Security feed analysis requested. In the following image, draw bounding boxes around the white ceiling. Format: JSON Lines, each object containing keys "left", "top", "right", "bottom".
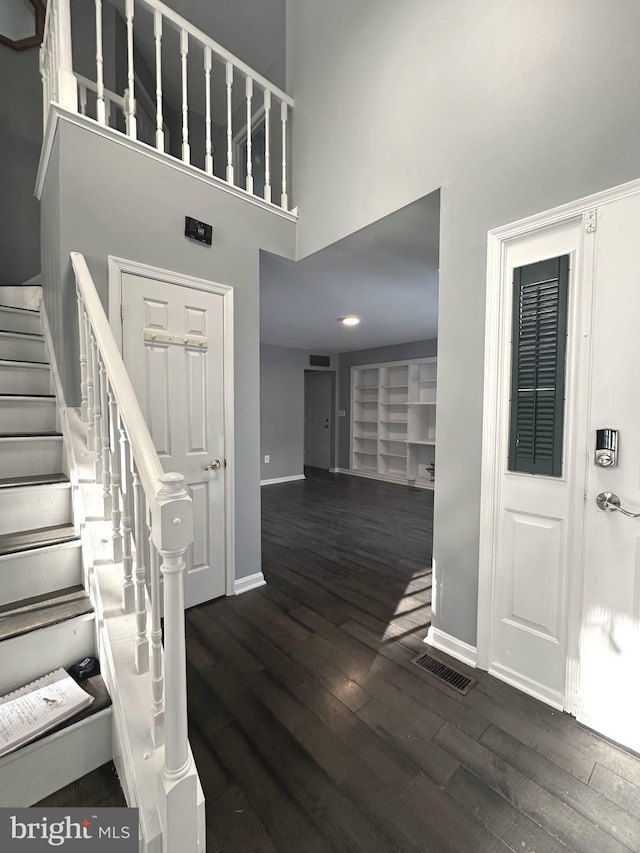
{"left": 260, "top": 191, "right": 440, "bottom": 353}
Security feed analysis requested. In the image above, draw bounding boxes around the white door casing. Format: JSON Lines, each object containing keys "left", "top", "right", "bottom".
{"left": 108, "top": 258, "right": 235, "bottom": 608}
{"left": 479, "top": 177, "right": 640, "bottom": 749}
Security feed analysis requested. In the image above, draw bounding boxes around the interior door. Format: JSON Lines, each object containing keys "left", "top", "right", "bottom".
{"left": 304, "top": 371, "right": 333, "bottom": 469}
{"left": 120, "top": 272, "right": 226, "bottom": 608}
{"left": 578, "top": 193, "right": 640, "bottom": 750}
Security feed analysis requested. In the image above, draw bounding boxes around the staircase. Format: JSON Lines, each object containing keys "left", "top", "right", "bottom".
{"left": 0, "top": 284, "right": 113, "bottom": 806}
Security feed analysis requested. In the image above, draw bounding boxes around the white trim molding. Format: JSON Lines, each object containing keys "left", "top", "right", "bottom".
{"left": 488, "top": 663, "right": 564, "bottom": 711}
{"left": 234, "top": 572, "right": 266, "bottom": 595}
{"left": 424, "top": 627, "right": 477, "bottom": 668}
{"left": 260, "top": 474, "right": 305, "bottom": 486}
{"left": 35, "top": 106, "right": 298, "bottom": 221}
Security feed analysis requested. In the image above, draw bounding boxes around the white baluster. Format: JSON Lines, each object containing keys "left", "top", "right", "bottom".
{"left": 105, "top": 98, "right": 111, "bottom": 128}
{"left": 149, "top": 539, "right": 164, "bottom": 746}
{"left": 76, "top": 293, "right": 88, "bottom": 421}
{"left": 99, "top": 360, "right": 112, "bottom": 518}
{"left": 154, "top": 10, "right": 164, "bottom": 152}
{"left": 133, "top": 468, "right": 149, "bottom": 673}
{"left": 281, "top": 100, "right": 289, "bottom": 210}
{"left": 204, "top": 46, "right": 213, "bottom": 175}
{"left": 55, "top": 0, "right": 78, "bottom": 112}
{"left": 120, "top": 428, "right": 135, "bottom": 613}
{"left": 79, "top": 83, "right": 87, "bottom": 117}
{"left": 109, "top": 392, "right": 123, "bottom": 564}
{"left": 125, "top": 0, "right": 136, "bottom": 139}
{"left": 226, "top": 61, "right": 234, "bottom": 183}
{"left": 91, "top": 334, "right": 103, "bottom": 480}
{"left": 95, "top": 0, "right": 106, "bottom": 125}
{"left": 180, "top": 29, "right": 190, "bottom": 163}
{"left": 85, "top": 314, "right": 95, "bottom": 451}
{"left": 50, "top": 8, "right": 59, "bottom": 103}
{"left": 245, "top": 76, "right": 253, "bottom": 194}
{"left": 39, "top": 48, "right": 50, "bottom": 130}
{"left": 263, "top": 89, "right": 271, "bottom": 203}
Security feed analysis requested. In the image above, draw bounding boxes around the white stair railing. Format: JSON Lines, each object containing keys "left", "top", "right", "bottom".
{"left": 40, "top": 0, "right": 295, "bottom": 213}
{"left": 71, "top": 252, "right": 198, "bottom": 851}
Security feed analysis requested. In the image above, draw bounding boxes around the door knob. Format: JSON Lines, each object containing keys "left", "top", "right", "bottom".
{"left": 204, "top": 459, "right": 222, "bottom": 471}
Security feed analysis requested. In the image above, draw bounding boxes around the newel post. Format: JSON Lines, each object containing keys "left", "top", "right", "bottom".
{"left": 154, "top": 473, "right": 199, "bottom": 853}
{"left": 55, "top": 0, "right": 78, "bottom": 112}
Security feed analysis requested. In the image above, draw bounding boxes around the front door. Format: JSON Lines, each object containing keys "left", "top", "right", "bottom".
{"left": 577, "top": 192, "right": 640, "bottom": 750}
{"left": 119, "top": 271, "right": 227, "bottom": 608}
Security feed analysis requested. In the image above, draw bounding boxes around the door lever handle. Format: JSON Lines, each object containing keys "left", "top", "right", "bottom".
{"left": 596, "top": 492, "right": 640, "bottom": 517}
{"left": 204, "top": 459, "right": 222, "bottom": 471}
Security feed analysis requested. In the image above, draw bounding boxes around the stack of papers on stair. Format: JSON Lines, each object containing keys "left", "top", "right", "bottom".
{"left": 0, "top": 668, "right": 94, "bottom": 758}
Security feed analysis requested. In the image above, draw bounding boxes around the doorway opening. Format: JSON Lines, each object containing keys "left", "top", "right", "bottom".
{"left": 304, "top": 370, "right": 335, "bottom": 472}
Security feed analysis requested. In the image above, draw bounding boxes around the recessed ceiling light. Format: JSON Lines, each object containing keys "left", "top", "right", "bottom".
{"left": 340, "top": 316, "right": 361, "bottom": 326}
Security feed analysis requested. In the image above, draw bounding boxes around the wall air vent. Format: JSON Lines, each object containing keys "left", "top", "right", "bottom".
{"left": 411, "top": 652, "right": 476, "bottom": 695}
{"left": 309, "top": 355, "right": 330, "bottom": 367}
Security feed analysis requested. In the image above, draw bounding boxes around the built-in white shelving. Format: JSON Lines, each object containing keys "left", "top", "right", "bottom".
{"left": 350, "top": 357, "right": 437, "bottom": 489}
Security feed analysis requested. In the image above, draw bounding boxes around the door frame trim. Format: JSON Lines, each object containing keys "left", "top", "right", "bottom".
{"left": 477, "top": 176, "right": 640, "bottom": 714}
{"left": 107, "top": 256, "right": 236, "bottom": 599}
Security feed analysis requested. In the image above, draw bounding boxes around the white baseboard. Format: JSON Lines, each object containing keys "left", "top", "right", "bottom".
{"left": 488, "top": 661, "right": 564, "bottom": 710}
{"left": 329, "top": 467, "right": 338, "bottom": 473}
{"left": 234, "top": 572, "right": 266, "bottom": 595}
{"left": 260, "top": 474, "right": 305, "bottom": 486}
{"left": 424, "top": 626, "right": 478, "bottom": 668}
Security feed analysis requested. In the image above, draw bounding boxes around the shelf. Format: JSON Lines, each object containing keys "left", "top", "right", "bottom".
{"left": 408, "top": 440, "right": 436, "bottom": 446}
{"left": 355, "top": 385, "right": 378, "bottom": 390}
{"left": 381, "top": 384, "right": 409, "bottom": 389}
{"left": 380, "top": 452, "right": 407, "bottom": 459}
{"left": 354, "top": 419, "right": 378, "bottom": 424}
{"left": 409, "top": 402, "right": 436, "bottom": 406}
{"left": 380, "top": 419, "right": 407, "bottom": 424}
{"left": 417, "top": 379, "right": 437, "bottom": 384}
{"left": 380, "top": 439, "right": 408, "bottom": 444}
{"left": 381, "top": 402, "right": 408, "bottom": 406}
{"left": 354, "top": 450, "right": 377, "bottom": 457}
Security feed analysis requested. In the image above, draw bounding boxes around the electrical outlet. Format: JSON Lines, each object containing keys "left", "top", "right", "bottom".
{"left": 264, "top": 455, "right": 270, "bottom": 463}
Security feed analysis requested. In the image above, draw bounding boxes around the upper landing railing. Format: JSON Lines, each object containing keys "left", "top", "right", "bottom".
{"left": 40, "top": 0, "right": 295, "bottom": 213}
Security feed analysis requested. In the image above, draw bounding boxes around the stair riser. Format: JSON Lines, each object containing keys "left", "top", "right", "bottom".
{"left": 0, "top": 540, "right": 82, "bottom": 608}
{"left": 0, "top": 437, "right": 63, "bottom": 478}
{"left": 0, "top": 484, "right": 72, "bottom": 536}
{"left": 0, "top": 364, "right": 50, "bottom": 395}
{"left": 0, "top": 707, "right": 112, "bottom": 807}
{"left": 0, "top": 307, "right": 40, "bottom": 335}
{"left": 0, "top": 286, "right": 41, "bottom": 311}
{"left": 1, "top": 397, "right": 57, "bottom": 433}
{"left": 0, "top": 613, "right": 95, "bottom": 696}
{"left": 0, "top": 333, "right": 46, "bottom": 362}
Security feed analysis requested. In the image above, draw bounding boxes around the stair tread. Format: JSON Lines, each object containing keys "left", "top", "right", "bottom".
{"left": 0, "top": 584, "right": 92, "bottom": 643}
{"left": 0, "top": 357, "right": 48, "bottom": 365}
{"left": 0, "top": 304, "right": 39, "bottom": 314}
{"left": 0, "top": 394, "right": 55, "bottom": 399}
{"left": 0, "top": 473, "right": 69, "bottom": 489}
{"left": 0, "top": 524, "right": 78, "bottom": 557}
{"left": 0, "top": 358, "right": 48, "bottom": 368}
{"left": 3, "top": 674, "right": 111, "bottom": 762}
{"left": 0, "top": 432, "right": 62, "bottom": 439}
{"left": 0, "top": 330, "right": 44, "bottom": 340}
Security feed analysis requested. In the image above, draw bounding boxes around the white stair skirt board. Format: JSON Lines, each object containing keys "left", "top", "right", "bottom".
{"left": 0, "top": 362, "right": 51, "bottom": 395}
{"left": 424, "top": 626, "right": 478, "bottom": 668}
{"left": 0, "top": 331, "right": 46, "bottom": 363}
{"left": 0, "top": 708, "right": 112, "bottom": 807}
{"left": 0, "top": 540, "right": 82, "bottom": 608}
{"left": 0, "top": 482, "right": 72, "bottom": 535}
{"left": 234, "top": 572, "right": 266, "bottom": 595}
{"left": 488, "top": 661, "right": 564, "bottom": 711}
{"left": 0, "top": 306, "right": 41, "bottom": 335}
{"left": 0, "top": 436, "right": 63, "bottom": 478}
{"left": 260, "top": 474, "right": 306, "bottom": 486}
{"left": 0, "top": 285, "right": 42, "bottom": 311}
{"left": 0, "top": 612, "right": 95, "bottom": 696}
{"left": 1, "top": 396, "right": 56, "bottom": 434}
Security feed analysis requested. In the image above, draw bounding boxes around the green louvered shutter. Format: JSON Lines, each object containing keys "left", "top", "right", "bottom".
{"left": 508, "top": 255, "right": 569, "bottom": 477}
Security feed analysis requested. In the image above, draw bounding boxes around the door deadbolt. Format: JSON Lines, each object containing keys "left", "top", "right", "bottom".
{"left": 595, "top": 428, "right": 619, "bottom": 467}
{"left": 204, "top": 459, "right": 222, "bottom": 471}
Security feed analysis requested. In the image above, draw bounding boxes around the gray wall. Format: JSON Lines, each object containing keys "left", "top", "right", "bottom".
{"left": 337, "top": 339, "right": 437, "bottom": 469}
{"left": 0, "top": 45, "right": 42, "bottom": 285}
{"left": 260, "top": 344, "right": 336, "bottom": 480}
{"left": 40, "top": 117, "right": 295, "bottom": 582}
{"left": 287, "top": 0, "right": 640, "bottom": 646}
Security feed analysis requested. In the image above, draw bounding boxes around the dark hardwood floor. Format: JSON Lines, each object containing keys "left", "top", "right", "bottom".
{"left": 44, "top": 469, "right": 640, "bottom": 852}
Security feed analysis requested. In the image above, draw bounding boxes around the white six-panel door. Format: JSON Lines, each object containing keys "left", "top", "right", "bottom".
{"left": 119, "top": 271, "right": 227, "bottom": 608}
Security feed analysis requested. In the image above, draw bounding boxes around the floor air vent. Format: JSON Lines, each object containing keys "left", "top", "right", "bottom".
{"left": 411, "top": 652, "right": 476, "bottom": 695}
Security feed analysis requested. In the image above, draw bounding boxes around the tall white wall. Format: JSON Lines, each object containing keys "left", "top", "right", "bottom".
{"left": 286, "top": 0, "right": 640, "bottom": 645}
